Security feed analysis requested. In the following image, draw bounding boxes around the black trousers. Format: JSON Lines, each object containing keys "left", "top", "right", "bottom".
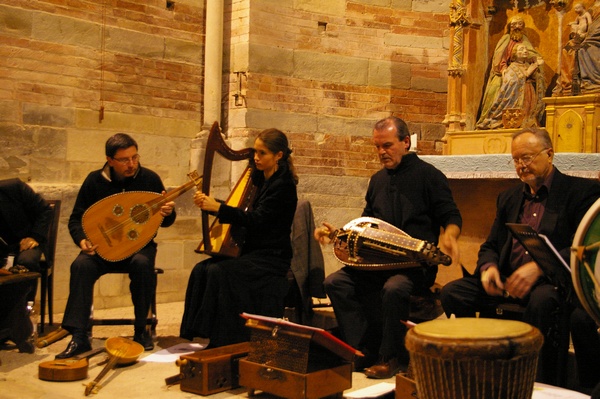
{"left": 11, "top": 245, "right": 43, "bottom": 303}
{"left": 571, "top": 306, "right": 600, "bottom": 388}
{"left": 441, "top": 275, "right": 565, "bottom": 385}
{"left": 323, "top": 266, "right": 430, "bottom": 361}
{"left": 61, "top": 245, "right": 157, "bottom": 334}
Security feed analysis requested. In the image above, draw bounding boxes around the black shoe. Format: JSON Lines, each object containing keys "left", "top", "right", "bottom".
{"left": 364, "top": 356, "right": 405, "bottom": 379}
{"left": 133, "top": 331, "right": 154, "bottom": 351}
{"left": 55, "top": 339, "right": 91, "bottom": 359}
{"left": 353, "top": 352, "right": 378, "bottom": 372}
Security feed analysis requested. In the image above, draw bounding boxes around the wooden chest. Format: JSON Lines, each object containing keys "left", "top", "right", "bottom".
{"left": 175, "top": 342, "right": 251, "bottom": 396}
{"left": 395, "top": 372, "right": 417, "bottom": 399}
{"left": 239, "top": 313, "right": 358, "bottom": 399}
{"left": 239, "top": 358, "right": 352, "bottom": 399}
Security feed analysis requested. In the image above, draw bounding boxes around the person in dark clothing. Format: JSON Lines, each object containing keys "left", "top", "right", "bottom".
{"left": 314, "top": 116, "right": 462, "bottom": 379}
{"left": 570, "top": 306, "right": 600, "bottom": 390}
{"left": 180, "top": 128, "right": 298, "bottom": 348}
{"left": 56, "top": 133, "right": 176, "bottom": 359}
{"left": 0, "top": 178, "right": 53, "bottom": 303}
{"left": 441, "top": 127, "right": 600, "bottom": 386}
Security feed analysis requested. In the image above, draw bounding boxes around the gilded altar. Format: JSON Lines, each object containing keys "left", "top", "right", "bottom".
{"left": 544, "top": 94, "right": 600, "bottom": 153}
{"left": 442, "top": 0, "right": 600, "bottom": 154}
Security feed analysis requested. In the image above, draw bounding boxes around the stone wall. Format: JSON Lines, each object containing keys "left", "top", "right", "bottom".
{"left": 0, "top": 0, "right": 207, "bottom": 313}
{"left": 1, "top": 0, "right": 459, "bottom": 314}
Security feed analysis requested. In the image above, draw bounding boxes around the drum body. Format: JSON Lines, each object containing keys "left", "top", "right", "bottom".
{"left": 571, "top": 198, "right": 600, "bottom": 326}
{"left": 405, "top": 318, "right": 543, "bottom": 399}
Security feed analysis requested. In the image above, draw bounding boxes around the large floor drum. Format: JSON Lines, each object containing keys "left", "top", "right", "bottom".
{"left": 405, "top": 318, "right": 543, "bottom": 399}
{"left": 571, "top": 198, "right": 600, "bottom": 327}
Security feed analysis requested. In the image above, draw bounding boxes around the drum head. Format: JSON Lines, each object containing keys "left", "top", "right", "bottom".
{"left": 571, "top": 198, "right": 600, "bottom": 326}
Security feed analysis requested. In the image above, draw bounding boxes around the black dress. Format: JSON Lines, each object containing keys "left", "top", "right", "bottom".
{"left": 180, "top": 165, "right": 297, "bottom": 347}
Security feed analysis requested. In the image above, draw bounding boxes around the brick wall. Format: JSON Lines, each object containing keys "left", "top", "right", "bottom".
{"left": 1, "top": 0, "right": 457, "bottom": 313}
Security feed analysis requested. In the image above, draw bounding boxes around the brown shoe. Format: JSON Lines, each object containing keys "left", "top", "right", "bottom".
{"left": 364, "top": 357, "right": 401, "bottom": 379}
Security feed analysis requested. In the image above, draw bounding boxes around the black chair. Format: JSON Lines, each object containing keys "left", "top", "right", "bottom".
{"left": 39, "top": 199, "right": 61, "bottom": 334}
{"left": 88, "top": 268, "right": 164, "bottom": 336}
{"left": 484, "top": 299, "right": 570, "bottom": 387}
{"left": 465, "top": 261, "right": 571, "bottom": 388}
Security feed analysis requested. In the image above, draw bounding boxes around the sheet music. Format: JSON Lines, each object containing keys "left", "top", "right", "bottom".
{"left": 538, "top": 233, "right": 571, "bottom": 272}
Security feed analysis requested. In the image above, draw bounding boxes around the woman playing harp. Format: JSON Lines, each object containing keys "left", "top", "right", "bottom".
{"left": 180, "top": 128, "right": 298, "bottom": 348}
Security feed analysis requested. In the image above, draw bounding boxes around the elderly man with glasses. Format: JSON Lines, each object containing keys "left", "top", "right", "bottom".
{"left": 56, "top": 133, "right": 176, "bottom": 359}
{"left": 441, "top": 127, "right": 600, "bottom": 386}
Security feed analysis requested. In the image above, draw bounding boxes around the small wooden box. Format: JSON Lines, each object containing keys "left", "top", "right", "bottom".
{"left": 177, "top": 342, "right": 251, "bottom": 396}
{"left": 239, "top": 358, "right": 352, "bottom": 399}
{"left": 395, "top": 372, "right": 417, "bottom": 399}
{"left": 239, "top": 313, "right": 358, "bottom": 399}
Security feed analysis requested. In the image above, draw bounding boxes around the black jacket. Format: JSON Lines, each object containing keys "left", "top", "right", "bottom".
{"left": 477, "top": 168, "right": 600, "bottom": 281}
{"left": 0, "top": 178, "right": 52, "bottom": 246}
{"left": 217, "top": 166, "right": 297, "bottom": 259}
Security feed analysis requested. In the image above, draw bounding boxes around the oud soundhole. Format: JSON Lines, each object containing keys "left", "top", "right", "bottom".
{"left": 113, "top": 204, "right": 124, "bottom": 217}
{"left": 130, "top": 204, "right": 151, "bottom": 224}
{"left": 127, "top": 229, "right": 139, "bottom": 241}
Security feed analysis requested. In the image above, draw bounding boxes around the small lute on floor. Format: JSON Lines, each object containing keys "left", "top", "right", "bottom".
{"left": 38, "top": 347, "right": 105, "bottom": 382}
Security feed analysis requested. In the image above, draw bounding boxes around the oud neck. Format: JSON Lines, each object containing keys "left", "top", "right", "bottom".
{"left": 150, "top": 171, "right": 202, "bottom": 211}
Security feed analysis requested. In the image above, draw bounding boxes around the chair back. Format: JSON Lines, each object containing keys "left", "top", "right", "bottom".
{"left": 43, "top": 200, "right": 61, "bottom": 268}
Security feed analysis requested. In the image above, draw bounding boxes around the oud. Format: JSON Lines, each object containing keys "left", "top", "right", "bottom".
{"left": 330, "top": 217, "right": 452, "bottom": 270}
{"left": 38, "top": 347, "right": 105, "bottom": 382}
{"left": 82, "top": 171, "right": 202, "bottom": 262}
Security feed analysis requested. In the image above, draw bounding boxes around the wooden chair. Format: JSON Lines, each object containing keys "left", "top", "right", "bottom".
{"left": 39, "top": 199, "right": 61, "bottom": 334}
{"left": 88, "top": 268, "right": 163, "bottom": 336}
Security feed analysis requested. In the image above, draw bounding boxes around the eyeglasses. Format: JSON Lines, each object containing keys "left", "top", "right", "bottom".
{"left": 112, "top": 154, "right": 140, "bottom": 165}
{"left": 511, "top": 148, "right": 549, "bottom": 167}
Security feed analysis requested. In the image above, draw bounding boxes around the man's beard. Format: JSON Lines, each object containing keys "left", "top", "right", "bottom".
{"left": 510, "top": 29, "right": 524, "bottom": 42}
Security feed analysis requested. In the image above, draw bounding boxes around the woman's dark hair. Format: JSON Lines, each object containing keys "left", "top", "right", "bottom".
{"left": 105, "top": 133, "right": 138, "bottom": 158}
{"left": 252, "top": 128, "right": 298, "bottom": 185}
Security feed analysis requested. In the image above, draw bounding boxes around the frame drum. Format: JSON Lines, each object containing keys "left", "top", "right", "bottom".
{"left": 405, "top": 318, "right": 542, "bottom": 399}
{"left": 571, "top": 198, "right": 600, "bottom": 326}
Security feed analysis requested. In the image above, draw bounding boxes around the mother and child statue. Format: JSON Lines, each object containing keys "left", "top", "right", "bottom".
{"left": 476, "top": 2, "right": 600, "bottom": 131}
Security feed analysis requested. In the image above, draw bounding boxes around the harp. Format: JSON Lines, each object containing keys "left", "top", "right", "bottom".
{"left": 195, "top": 122, "right": 257, "bottom": 258}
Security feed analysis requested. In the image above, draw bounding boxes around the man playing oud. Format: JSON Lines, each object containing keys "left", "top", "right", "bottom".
{"left": 56, "top": 133, "right": 176, "bottom": 359}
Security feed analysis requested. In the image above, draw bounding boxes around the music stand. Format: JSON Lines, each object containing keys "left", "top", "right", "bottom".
{"left": 506, "top": 223, "right": 571, "bottom": 288}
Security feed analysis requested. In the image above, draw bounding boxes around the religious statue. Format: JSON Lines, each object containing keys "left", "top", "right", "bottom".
{"left": 553, "top": 2, "right": 593, "bottom": 96}
{"left": 477, "top": 44, "right": 545, "bottom": 130}
{"left": 579, "top": 0, "right": 600, "bottom": 93}
{"left": 476, "top": 15, "right": 543, "bottom": 129}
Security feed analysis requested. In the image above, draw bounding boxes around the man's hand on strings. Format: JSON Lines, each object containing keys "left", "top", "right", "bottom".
{"left": 160, "top": 190, "right": 175, "bottom": 217}
{"left": 314, "top": 222, "right": 336, "bottom": 245}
